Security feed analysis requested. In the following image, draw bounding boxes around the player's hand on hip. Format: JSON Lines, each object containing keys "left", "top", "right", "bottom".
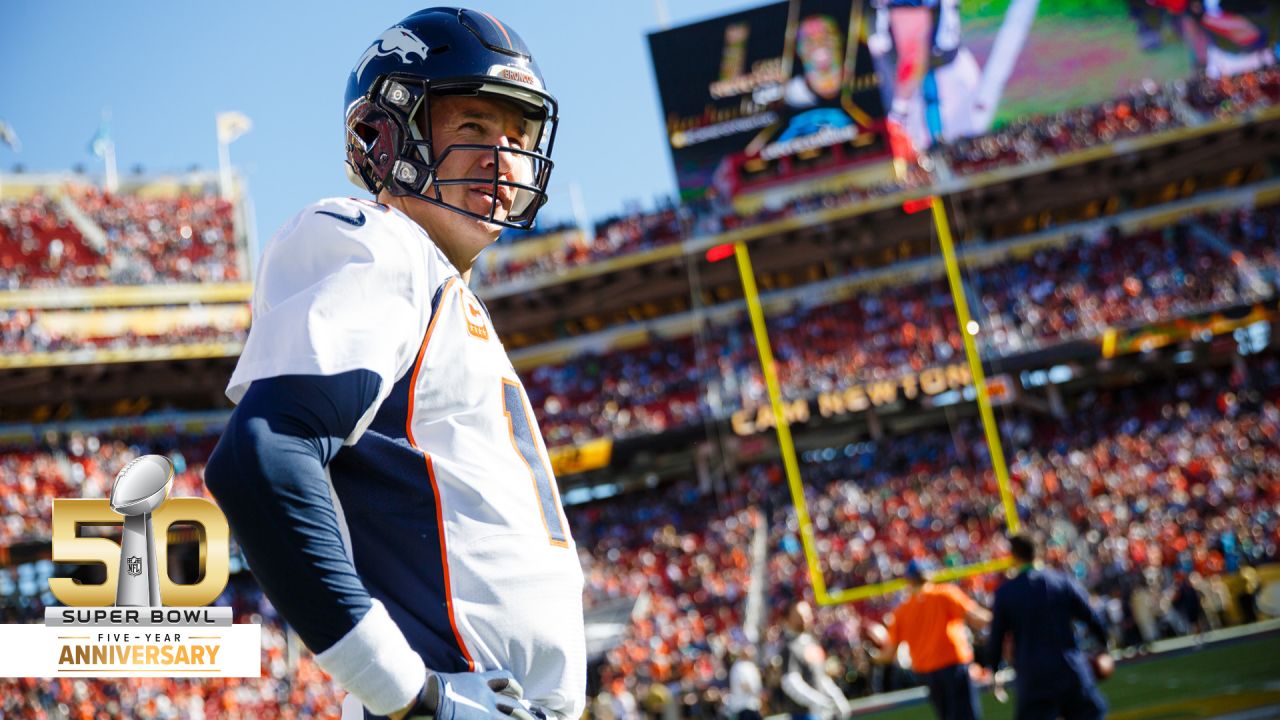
{"left": 393, "top": 669, "right": 536, "bottom": 720}
{"left": 515, "top": 697, "right": 552, "bottom": 720}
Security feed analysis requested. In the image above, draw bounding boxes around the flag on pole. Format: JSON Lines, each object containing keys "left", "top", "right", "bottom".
{"left": 216, "top": 112, "right": 251, "bottom": 200}
{"left": 216, "top": 112, "right": 252, "bottom": 144}
{"left": 88, "top": 121, "right": 111, "bottom": 158}
{"left": 0, "top": 121, "right": 19, "bottom": 152}
{"left": 87, "top": 118, "right": 118, "bottom": 193}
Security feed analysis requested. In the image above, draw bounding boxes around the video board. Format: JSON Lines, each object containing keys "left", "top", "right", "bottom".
{"left": 649, "top": 0, "right": 1277, "bottom": 201}
{"left": 649, "top": 0, "right": 889, "bottom": 203}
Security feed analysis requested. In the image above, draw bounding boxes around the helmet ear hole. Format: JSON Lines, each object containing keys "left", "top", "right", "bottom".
{"left": 353, "top": 123, "right": 379, "bottom": 147}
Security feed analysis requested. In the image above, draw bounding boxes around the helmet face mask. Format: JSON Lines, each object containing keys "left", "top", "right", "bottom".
{"left": 344, "top": 8, "right": 558, "bottom": 230}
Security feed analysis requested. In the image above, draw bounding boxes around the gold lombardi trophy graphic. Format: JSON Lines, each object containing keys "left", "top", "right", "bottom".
{"left": 109, "top": 455, "right": 175, "bottom": 607}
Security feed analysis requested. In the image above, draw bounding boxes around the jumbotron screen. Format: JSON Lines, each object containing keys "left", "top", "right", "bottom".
{"left": 649, "top": 0, "right": 1277, "bottom": 200}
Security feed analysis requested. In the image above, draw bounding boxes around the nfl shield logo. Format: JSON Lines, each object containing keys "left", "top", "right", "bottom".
{"left": 126, "top": 556, "right": 142, "bottom": 577}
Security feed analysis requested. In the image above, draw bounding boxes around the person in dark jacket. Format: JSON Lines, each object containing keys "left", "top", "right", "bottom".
{"left": 984, "top": 534, "right": 1111, "bottom": 720}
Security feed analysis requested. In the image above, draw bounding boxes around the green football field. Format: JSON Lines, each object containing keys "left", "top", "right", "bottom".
{"left": 861, "top": 630, "right": 1280, "bottom": 720}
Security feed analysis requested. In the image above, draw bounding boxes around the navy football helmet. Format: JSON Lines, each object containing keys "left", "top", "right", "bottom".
{"left": 344, "top": 8, "right": 558, "bottom": 229}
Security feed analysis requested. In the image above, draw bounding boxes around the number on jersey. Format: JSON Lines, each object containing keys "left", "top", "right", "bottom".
{"left": 501, "top": 380, "right": 568, "bottom": 547}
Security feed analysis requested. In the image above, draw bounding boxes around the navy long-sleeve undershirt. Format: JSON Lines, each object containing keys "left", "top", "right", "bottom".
{"left": 204, "top": 369, "right": 381, "bottom": 654}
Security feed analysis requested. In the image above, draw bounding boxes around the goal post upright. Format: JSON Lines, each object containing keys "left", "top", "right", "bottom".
{"left": 928, "top": 195, "right": 1021, "bottom": 535}
{"left": 732, "top": 240, "right": 829, "bottom": 602}
{"left": 727, "top": 193, "right": 1019, "bottom": 606}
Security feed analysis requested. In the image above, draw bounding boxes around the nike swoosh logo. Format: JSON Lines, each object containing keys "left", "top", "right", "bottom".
{"left": 316, "top": 209, "right": 366, "bottom": 227}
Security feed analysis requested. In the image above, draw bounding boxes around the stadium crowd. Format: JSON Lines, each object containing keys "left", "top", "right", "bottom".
{"left": 481, "top": 207, "right": 688, "bottom": 284}
{"left": 0, "top": 193, "right": 99, "bottom": 289}
{"left": 945, "top": 66, "right": 1280, "bottom": 175}
{"left": 576, "top": 353, "right": 1280, "bottom": 715}
{"left": 0, "top": 352, "right": 1274, "bottom": 716}
{"left": 528, "top": 204, "right": 1280, "bottom": 448}
{"left": 0, "top": 185, "right": 242, "bottom": 290}
{"left": 6, "top": 199, "right": 1270, "bottom": 376}
{"left": 0, "top": 428, "right": 218, "bottom": 545}
{"left": 2, "top": 71, "right": 1271, "bottom": 295}
{"left": 72, "top": 186, "right": 241, "bottom": 285}
{"left": 476, "top": 66, "right": 1280, "bottom": 287}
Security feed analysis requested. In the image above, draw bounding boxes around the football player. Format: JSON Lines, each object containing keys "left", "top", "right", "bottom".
{"left": 204, "top": 8, "right": 585, "bottom": 720}
{"left": 868, "top": 0, "right": 983, "bottom": 173}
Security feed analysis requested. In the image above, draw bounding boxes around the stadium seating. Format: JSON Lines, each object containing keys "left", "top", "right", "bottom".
{"left": 2, "top": 54, "right": 1278, "bottom": 720}
{"left": 575, "top": 353, "right": 1280, "bottom": 704}
{"left": 0, "top": 431, "right": 217, "bottom": 545}
{"left": 72, "top": 186, "right": 241, "bottom": 285}
{"left": 2, "top": 72, "right": 1274, "bottom": 297}
{"left": 0, "top": 340, "right": 1273, "bottom": 715}
{"left": 527, "top": 204, "right": 1280, "bottom": 447}
{"left": 478, "top": 67, "right": 1280, "bottom": 287}
{"left": 0, "top": 185, "right": 242, "bottom": 290}
{"left": 0, "top": 193, "right": 99, "bottom": 289}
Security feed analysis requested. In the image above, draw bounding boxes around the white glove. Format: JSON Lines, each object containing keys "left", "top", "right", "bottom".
{"left": 402, "top": 669, "right": 535, "bottom": 720}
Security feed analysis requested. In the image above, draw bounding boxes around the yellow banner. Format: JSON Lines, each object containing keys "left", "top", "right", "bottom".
{"left": 0, "top": 283, "right": 252, "bottom": 310}
{"left": 0, "top": 343, "right": 244, "bottom": 369}
{"left": 34, "top": 305, "right": 249, "bottom": 339}
{"left": 547, "top": 438, "right": 612, "bottom": 476}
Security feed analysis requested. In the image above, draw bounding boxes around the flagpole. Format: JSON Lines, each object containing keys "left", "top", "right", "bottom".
{"left": 215, "top": 112, "right": 250, "bottom": 205}
{"left": 218, "top": 137, "right": 233, "bottom": 200}
{"left": 0, "top": 120, "right": 19, "bottom": 199}
{"left": 104, "top": 139, "right": 119, "bottom": 193}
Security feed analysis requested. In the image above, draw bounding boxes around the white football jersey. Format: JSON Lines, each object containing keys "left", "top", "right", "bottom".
{"left": 227, "top": 197, "right": 586, "bottom": 719}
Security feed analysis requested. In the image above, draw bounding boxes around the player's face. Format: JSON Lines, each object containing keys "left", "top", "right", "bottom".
{"left": 429, "top": 94, "right": 534, "bottom": 221}
{"left": 798, "top": 16, "right": 841, "bottom": 100}
{"left": 401, "top": 94, "right": 534, "bottom": 270}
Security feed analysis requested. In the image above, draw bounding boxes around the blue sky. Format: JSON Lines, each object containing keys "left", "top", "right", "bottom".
{"left": 0, "top": 1, "right": 757, "bottom": 247}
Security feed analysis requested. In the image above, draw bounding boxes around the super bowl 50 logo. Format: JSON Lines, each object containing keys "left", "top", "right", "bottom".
{"left": 0, "top": 455, "right": 260, "bottom": 678}
{"left": 51, "top": 455, "right": 230, "bottom": 608}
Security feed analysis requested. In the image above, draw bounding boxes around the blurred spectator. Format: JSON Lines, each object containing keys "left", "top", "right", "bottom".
{"left": 778, "top": 600, "right": 850, "bottom": 720}
{"left": 724, "top": 643, "right": 764, "bottom": 720}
